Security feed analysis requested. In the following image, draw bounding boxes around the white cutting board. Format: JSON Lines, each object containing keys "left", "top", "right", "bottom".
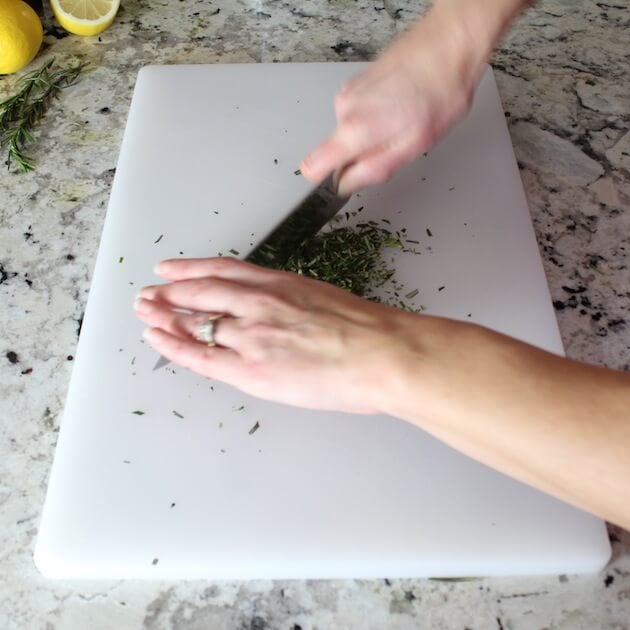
{"left": 34, "top": 64, "right": 611, "bottom": 579}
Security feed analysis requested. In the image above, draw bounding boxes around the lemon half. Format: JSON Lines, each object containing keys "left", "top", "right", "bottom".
{"left": 50, "top": 0, "right": 120, "bottom": 36}
{"left": 0, "top": 0, "right": 43, "bottom": 75}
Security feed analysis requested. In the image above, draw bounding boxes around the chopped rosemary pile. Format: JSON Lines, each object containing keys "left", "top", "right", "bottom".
{"left": 266, "top": 221, "right": 422, "bottom": 310}
{"left": 0, "top": 58, "right": 85, "bottom": 172}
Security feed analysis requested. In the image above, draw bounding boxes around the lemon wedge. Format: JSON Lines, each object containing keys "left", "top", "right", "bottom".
{"left": 50, "top": 0, "right": 120, "bottom": 36}
{"left": 0, "top": 0, "right": 43, "bottom": 75}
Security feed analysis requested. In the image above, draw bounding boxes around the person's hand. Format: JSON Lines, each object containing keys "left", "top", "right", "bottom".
{"left": 134, "top": 257, "right": 630, "bottom": 529}
{"left": 134, "top": 257, "right": 425, "bottom": 414}
{"left": 300, "top": 0, "right": 519, "bottom": 195}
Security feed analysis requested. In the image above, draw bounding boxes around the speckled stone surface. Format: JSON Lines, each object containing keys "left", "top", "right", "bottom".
{"left": 1, "top": 1, "right": 628, "bottom": 628}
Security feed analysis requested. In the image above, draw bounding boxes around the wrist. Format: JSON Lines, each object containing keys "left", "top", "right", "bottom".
{"left": 431, "top": 0, "right": 527, "bottom": 53}
{"left": 400, "top": 0, "right": 526, "bottom": 90}
{"left": 370, "top": 313, "right": 466, "bottom": 422}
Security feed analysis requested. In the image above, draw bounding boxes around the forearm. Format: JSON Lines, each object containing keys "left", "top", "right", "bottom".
{"left": 380, "top": 316, "right": 630, "bottom": 529}
{"left": 429, "top": 0, "right": 531, "bottom": 56}
{"left": 393, "top": 0, "right": 531, "bottom": 85}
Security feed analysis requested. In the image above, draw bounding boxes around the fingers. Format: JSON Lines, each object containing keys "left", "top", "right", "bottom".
{"left": 155, "top": 256, "right": 278, "bottom": 283}
{"left": 134, "top": 297, "right": 218, "bottom": 341}
{"left": 138, "top": 276, "right": 267, "bottom": 319}
{"left": 300, "top": 130, "right": 357, "bottom": 184}
{"left": 136, "top": 295, "right": 258, "bottom": 358}
{"left": 336, "top": 133, "right": 429, "bottom": 196}
{"left": 142, "top": 326, "right": 242, "bottom": 382}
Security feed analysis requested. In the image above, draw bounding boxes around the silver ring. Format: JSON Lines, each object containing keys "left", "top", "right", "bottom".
{"left": 195, "top": 314, "right": 223, "bottom": 347}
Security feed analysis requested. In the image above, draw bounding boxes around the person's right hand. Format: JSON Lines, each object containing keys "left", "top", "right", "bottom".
{"left": 300, "top": 4, "right": 496, "bottom": 195}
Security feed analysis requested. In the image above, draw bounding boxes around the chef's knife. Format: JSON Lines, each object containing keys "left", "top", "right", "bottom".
{"left": 245, "top": 172, "right": 349, "bottom": 268}
{"left": 152, "top": 173, "right": 350, "bottom": 370}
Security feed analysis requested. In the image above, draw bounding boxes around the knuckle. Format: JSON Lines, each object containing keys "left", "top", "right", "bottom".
{"left": 189, "top": 279, "right": 211, "bottom": 299}
{"left": 248, "top": 288, "right": 286, "bottom": 312}
{"left": 210, "top": 256, "right": 239, "bottom": 273}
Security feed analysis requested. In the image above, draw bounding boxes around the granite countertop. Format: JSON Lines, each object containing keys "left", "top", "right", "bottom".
{"left": 1, "top": 1, "right": 628, "bottom": 628}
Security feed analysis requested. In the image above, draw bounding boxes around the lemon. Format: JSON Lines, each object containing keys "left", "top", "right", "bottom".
{"left": 50, "top": 0, "right": 120, "bottom": 36}
{"left": 0, "top": 0, "right": 43, "bottom": 75}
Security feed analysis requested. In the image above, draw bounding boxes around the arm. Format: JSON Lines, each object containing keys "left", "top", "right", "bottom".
{"left": 385, "top": 316, "right": 630, "bottom": 531}
{"left": 301, "top": 0, "right": 532, "bottom": 194}
{"left": 135, "top": 257, "right": 630, "bottom": 530}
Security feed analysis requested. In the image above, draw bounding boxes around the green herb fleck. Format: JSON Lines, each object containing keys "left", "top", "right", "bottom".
{"left": 229, "top": 248, "right": 240, "bottom": 256}
{"left": 276, "top": 225, "right": 398, "bottom": 297}
{"left": 251, "top": 217, "right": 423, "bottom": 311}
{"left": 426, "top": 228, "right": 433, "bottom": 237}
{"left": 294, "top": 169, "right": 301, "bottom": 175}
{"left": 172, "top": 410, "right": 184, "bottom": 419}
{"left": 118, "top": 256, "right": 124, "bottom": 264}
{"left": 154, "top": 234, "right": 164, "bottom": 244}
{"left": 234, "top": 405, "right": 245, "bottom": 412}
{"left": 248, "top": 421, "right": 260, "bottom": 435}
{"left": 132, "top": 410, "right": 145, "bottom": 415}
{"left": 152, "top": 558, "right": 159, "bottom": 566}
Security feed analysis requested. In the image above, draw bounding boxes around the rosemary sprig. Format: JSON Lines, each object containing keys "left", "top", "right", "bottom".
{"left": 0, "top": 58, "right": 86, "bottom": 172}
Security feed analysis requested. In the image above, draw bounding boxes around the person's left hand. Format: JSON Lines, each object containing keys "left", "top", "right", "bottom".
{"left": 134, "top": 256, "right": 417, "bottom": 414}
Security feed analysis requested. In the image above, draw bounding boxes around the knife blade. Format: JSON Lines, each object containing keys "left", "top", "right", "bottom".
{"left": 152, "top": 173, "right": 350, "bottom": 370}
{"left": 246, "top": 172, "right": 349, "bottom": 268}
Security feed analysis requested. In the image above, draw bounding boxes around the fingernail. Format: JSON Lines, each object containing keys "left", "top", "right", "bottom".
{"left": 134, "top": 297, "right": 150, "bottom": 314}
{"left": 336, "top": 179, "right": 353, "bottom": 198}
{"left": 142, "top": 327, "right": 162, "bottom": 344}
{"left": 300, "top": 155, "right": 316, "bottom": 177}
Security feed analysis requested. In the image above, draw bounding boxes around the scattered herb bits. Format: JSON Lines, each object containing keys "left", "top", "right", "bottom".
{"left": 267, "top": 223, "right": 422, "bottom": 310}
{"left": 275, "top": 225, "right": 396, "bottom": 296}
